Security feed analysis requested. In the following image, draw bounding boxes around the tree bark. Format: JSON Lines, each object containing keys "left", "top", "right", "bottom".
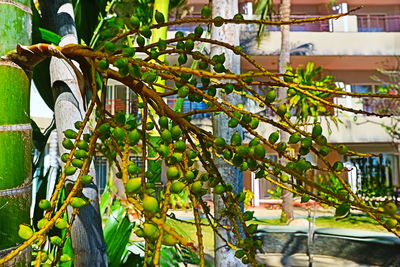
{"left": 0, "top": 1, "right": 32, "bottom": 266}
{"left": 38, "top": 0, "right": 108, "bottom": 265}
{"left": 211, "top": 1, "right": 245, "bottom": 266}
{"left": 278, "top": 0, "right": 294, "bottom": 222}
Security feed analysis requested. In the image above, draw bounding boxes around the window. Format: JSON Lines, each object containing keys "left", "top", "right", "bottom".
{"left": 94, "top": 156, "right": 108, "bottom": 193}
{"left": 105, "top": 84, "right": 138, "bottom": 115}
{"left": 351, "top": 85, "right": 372, "bottom": 94}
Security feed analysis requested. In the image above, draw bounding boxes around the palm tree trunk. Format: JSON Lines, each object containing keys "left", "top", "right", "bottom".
{"left": 278, "top": 0, "right": 294, "bottom": 222}
{"left": 211, "top": 0, "right": 245, "bottom": 266}
{"left": 39, "top": 0, "right": 107, "bottom": 265}
{"left": 0, "top": 1, "right": 32, "bottom": 266}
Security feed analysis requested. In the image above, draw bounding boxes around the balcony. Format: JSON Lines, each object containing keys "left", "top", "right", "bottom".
{"left": 105, "top": 98, "right": 137, "bottom": 115}
{"left": 357, "top": 15, "right": 400, "bottom": 32}
{"left": 166, "top": 97, "right": 211, "bottom": 119}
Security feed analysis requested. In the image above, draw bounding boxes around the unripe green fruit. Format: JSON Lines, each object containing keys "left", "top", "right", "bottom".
{"left": 55, "top": 218, "right": 68, "bottom": 229}
{"left": 74, "top": 149, "right": 88, "bottom": 159}
{"left": 167, "top": 166, "right": 180, "bottom": 179}
{"left": 135, "top": 228, "right": 144, "bottom": 237}
{"left": 37, "top": 218, "right": 49, "bottom": 229}
{"left": 214, "top": 16, "right": 224, "bottom": 27}
{"left": 333, "top": 161, "right": 344, "bottom": 171}
{"left": 70, "top": 197, "right": 89, "bottom": 208}
{"left": 301, "top": 195, "right": 311, "bottom": 203}
{"left": 178, "top": 86, "right": 189, "bottom": 98}
{"left": 288, "top": 133, "right": 301, "bottom": 144}
{"left": 130, "top": 15, "right": 140, "bottom": 28}
{"left": 50, "top": 236, "right": 62, "bottom": 246}
{"left": 128, "top": 163, "right": 140, "bottom": 175}
{"left": 296, "top": 159, "right": 310, "bottom": 172}
{"left": 236, "top": 192, "right": 246, "bottom": 202}
{"left": 233, "top": 13, "right": 244, "bottom": 19}
{"left": 62, "top": 138, "right": 74, "bottom": 150}
{"left": 201, "top": 5, "right": 211, "bottom": 18}
{"left": 214, "top": 185, "right": 225, "bottom": 195}
{"left": 247, "top": 224, "right": 258, "bottom": 234}
{"left": 236, "top": 145, "right": 249, "bottom": 157}
{"left": 268, "top": 131, "right": 279, "bottom": 144}
{"left": 249, "top": 137, "right": 260, "bottom": 147}
{"left": 223, "top": 150, "right": 233, "bottom": 160}
{"left": 253, "top": 144, "right": 266, "bottom": 159}
{"left": 178, "top": 53, "right": 187, "bottom": 65}
{"left": 385, "top": 218, "right": 398, "bottom": 229}
{"left": 174, "top": 140, "right": 186, "bottom": 152}
{"left": 214, "top": 63, "right": 225, "bottom": 73}
{"left": 187, "top": 149, "right": 198, "bottom": 159}
{"left": 301, "top": 137, "right": 312, "bottom": 149}
{"left": 143, "top": 223, "right": 159, "bottom": 239}
{"left": 114, "top": 58, "right": 128, "bottom": 69}
{"left": 231, "top": 132, "right": 242, "bottom": 146}
{"left": 64, "top": 129, "right": 78, "bottom": 139}
{"left": 139, "top": 25, "right": 152, "bottom": 38}
{"left": 276, "top": 142, "right": 287, "bottom": 152}
{"left": 299, "top": 147, "right": 310, "bottom": 156}
{"left": 126, "top": 178, "right": 142, "bottom": 194}
{"left": 81, "top": 175, "right": 93, "bottom": 184}
{"left": 64, "top": 166, "right": 77, "bottom": 176}
{"left": 228, "top": 118, "right": 239, "bottom": 128}
{"left": 315, "top": 135, "right": 327, "bottom": 146}
{"left": 162, "top": 233, "right": 179, "bottom": 246}
{"left": 312, "top": 124, "right": 323, "bottom": 138}
{"left": 72, "top": 158, "right": 83, "bottom": 168}
{"left": 185, "top": 39, "right": 194, "bottom": 51}
{"left": 335, "top": 203, "right": 350, "bottom": 217}
{"left": 136, "top": 35, "right": 145, "bottom": 47}
{"left": 128, "top": 129, "right": 141, "bottom": 145}
{"left": 194, "top": 25, "right": 204, "bottom": 37}
{"left": 143, "top": 196, "right": 159, "bottom": 213}
{"left": 77, "top": 140, "right": 89, "bottom": 151}
{"left": 265, "top": 90, "right": 277, "bottom": 103}
{"left": 39, "top": 199, "right": 51, "bottom": 210}
{"left": 249, "top": 118, "right": 260, "bottom": 129}
{"left": 98, "top": 122, "right": 111, "bottom": 135}
{"left": 336, "top": 144, "right": 349, "bottom": 155}
{"left": 159, "top": 116, "right": 169, "bottom": 129}
{"left": 18, "top": 224, "right": 33, "bottom": 240}
{"left": 170, "top": 152, "right": 183, "bottom": 164}
{"left": 122, "top": 47, "right": 136, "bottom": 57}
{"left": 158, "top": 144, "right": 171, "bottom": 157}
{"left": 320, "top": 146, "right": 330, "bottom": 156}
{"left": 276, "top": 104, "right": 287, "bottom": 116}
{"left": 235, "top": 250, "right": 246, "bottom": 258}
{"left": 97, "top": 58, "right": 109, "bottom": 71}
{"left": 60, "top": 254, "right": 72, "bottom": 262}
{"left": 171, "top": 181, "right": 186, "bottom": 194}
{"left": 243, "top": 211, "right": 254, "bottom": 221}
{"left": 104, "top": 41, "right": 116, "bottom": 54}
{"left": 191, "top": 181, "right": 204, "bottom": 195}
{"left": 161, "top": 129, "right": 172, "bottom": 143}
{"left": 61, "top": 153, "right": 69, "bottom": 163}
{"left": 225, "top": 84, "right": 234, "bottom": 94}
{"left": 142, "top": 71, "right": 157, "bottom": 83}
{"left": 154, "top": 10, "right": 165, "bottom": 23}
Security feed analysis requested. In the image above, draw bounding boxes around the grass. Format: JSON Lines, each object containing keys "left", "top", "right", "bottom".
{"left": 167, "top": 214, "right": 387, "bottom": 251}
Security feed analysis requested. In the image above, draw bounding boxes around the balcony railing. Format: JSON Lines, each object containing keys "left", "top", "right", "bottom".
{"left": 363, "top": 98, "right": 400, "bottom": 115}
{"left": 268, "top": 15, "right": 330, "bottom": 32}
{"left": 357, "top": 15, "right": 400, "bottom": 32}
{"left": 166, "top": 97, "right": 211, "bottom": 119}
{"left": 105, "top": 98, "right": 138, "bottom": 115}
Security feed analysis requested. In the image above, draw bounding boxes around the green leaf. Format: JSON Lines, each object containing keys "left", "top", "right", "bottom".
{"left": 38, "top": 28, "right": 61, "bottom": 44}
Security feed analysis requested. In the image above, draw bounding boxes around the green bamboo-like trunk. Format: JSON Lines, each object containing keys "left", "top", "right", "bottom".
{"left": 0, "top": 0, "right": 32, "bottom": 266}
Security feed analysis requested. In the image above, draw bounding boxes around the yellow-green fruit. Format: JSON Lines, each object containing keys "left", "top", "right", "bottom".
{"left": 60, "top": 254, "right": 72, "bottom": 262}
{"left": 159, "top": 116, "right": 169, "bottom": 129}
{"left": 214, "top": 137, "right": 226, "bottom": 147}
{"left": 191, "top": 181, "right": 203, "bottom": 195}
{"left": 201, "top": 5, "right": 211, "bottom": 18}
{"left": 277, "top": 104, "right": 287, "bottom": 116}
{"left": 249, "top": 118, "right": 259, "bottom": 129}
{"left": 268, "top": 131, "right": 279, "bottom": 144}
{"left": 167, "top": 166, "right": 180, "bottom": 179}
{"left": 143, "top": 196, "right": 159, "bottom": 213}
{"left": 161, "top": 129, "right": 172, "bottom": 143}
{"left": 127, "top": 129, "right": 141, "bottom": 145}
{"left": 55, "top": 218, "right": 69, "bottom": 230}
{"left": 385, "top": 218, "right": 398, "bottom": 229}
{"left": 320, "top": 146, "right": 330, "bottom": 156}
{"left": 64, "top": 166, "right": 77, "bottom": 176}
{"left": 135, "top": 228, "right": 144, "bottom": 237}
{"left": 39, "top": 199, "right": 51, "bottom": 210}
{"left": 154, "top": 10, "right": 165, "bottom": 24}
{"left": 171, "top": 181, "right": 185, "bottom": 194}
{"left": 214, "top": 185, "right": 225, "bottom": 195}
{"left": 265, "top": 90, "right": 276, "bottom": 103}
{"left": 37, "top": 218, "right": 49, "bottom": 229}
{"left": 139, "top": 25, "right": 152, "bottom": 38}
{"left": 18, "top": 224, "right": 33, "bottom": 240}
{"left": 62, "top": 138, "right": 74, "bottom": 150}
{"left": 72, "top": 158, "right": 83, "bottom": 168}
{"left": 254, "top": 144, "right": 266, "bottom": 159}
{"left": 98, "top": 58, "right": 109, "bottom": 70}
{"left": 74, "top": 149, "right": 88, "bottom": 159}
{"left": 228, "top": 118, "right": 239, "bottom": 128}
{"left": 337, "top": 144, "right": 349, "bottom": 155}
{"left": 97, "top": 122, "right": 111, "bottom": 135}
{"left": 185, "top": 170, "right": 195, "bottom": 180}
{"left": 64, "top": 129, "right": 78, "bottom": 139}
{"left": 70, "top": 197, "right": 88, "bottom": 208}
{"left": 383, "top": 202, "right": 398, "bottom": 215}
{"left": 61, "top": 153, "right": 69, "bottom": 163}
{"left": 113, "top": 127, "right": 126, "bottom": 140}
{"left": 333, "top": 161, "right": 344, "bottom": 171}
{"left": 162, "top": 233, "right": 179, "bottom": 246}
{"left": 171, "top": 125, "right": 182, "bottom": 140}
{"left": 276, "top": 142, "right": 287, "bottom": 152}
{"left": 231, "top": 132, "right": 242, "bottom": 146}
{"left": 143, "top": 223, "right": 159, "bottom": 239}
{"left": 126, "top": 178, "right": 142, "bottom": 194}
{"left": 81, "top": 175, "right": 93, "bottom": 184}
{"left": 174, "top": 140, "right": 186, "bottom": 152}
{"left": 50, "top": 236, "right": 62, "bottom": 246}
{"left": 130, "top": 15, "right": 140, "bottom": 28}
{"left": 170, "top": 152, "right": 183, "bottom": 163}
{"left": 77, "top": 140, "right": 89, "bottom": 151}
